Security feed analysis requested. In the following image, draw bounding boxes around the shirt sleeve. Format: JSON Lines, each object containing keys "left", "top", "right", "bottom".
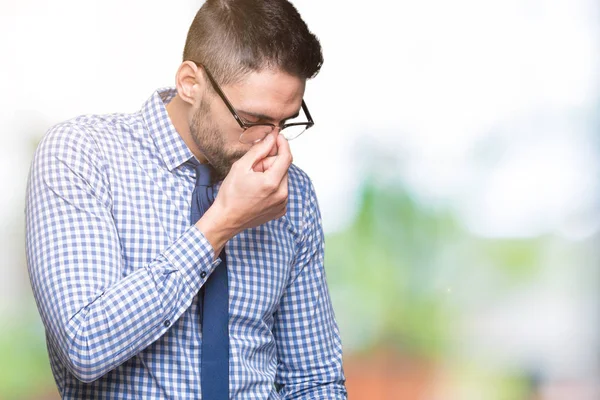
{"left": 25, "top": 122, "right": 219, "bottom": 383}
{"left": 272, "top": 178, "right": 347, "bottom": 399}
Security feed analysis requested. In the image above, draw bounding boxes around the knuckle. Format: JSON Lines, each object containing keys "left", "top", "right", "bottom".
{"left": 267, "top": 178, "right": 280, "bottom": 192}
{"left": 279, "top": 190, "right": 288, "bottom": 203}
{"left": 262, "top": 183, "right": 275, "bottom": 195}
{"left": 279, "top": 196, "right": 288, "bottom": 209}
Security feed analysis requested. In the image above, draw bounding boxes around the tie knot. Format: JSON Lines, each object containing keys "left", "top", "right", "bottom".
{"left": 188, "top": 160, "right": 214, "bottom": 187}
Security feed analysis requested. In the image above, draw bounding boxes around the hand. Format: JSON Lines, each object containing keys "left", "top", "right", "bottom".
{"left": 252, "top": 133, "right": 281, "bottom": 172}
{"left": 196, "top": 133, "right": 292, "bottom": 255}
{"left": 217, "top": 133, "right": 292, "bottom": 230}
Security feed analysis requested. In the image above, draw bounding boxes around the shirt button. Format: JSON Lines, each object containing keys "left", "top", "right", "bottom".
{"left": 164, "top": 320, "right": 171, "bottom": 328}
{"left": 200, "top": 271, "right": 207, "bottom": 278}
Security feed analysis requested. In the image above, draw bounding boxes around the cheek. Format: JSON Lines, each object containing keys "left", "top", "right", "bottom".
{"left": 195, "top": 105, "right": 248, "bottom": 156}
{"left": 208, "top": 113, "right": 240, "bottom": 145}
{"left": 225, "top": 129, "right": 241, "bottom": 145}
{"left": 218, "top": 123, "right": 249, "bottom": 152}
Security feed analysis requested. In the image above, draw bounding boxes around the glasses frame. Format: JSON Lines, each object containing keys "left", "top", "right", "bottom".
{"left": 190, "top": 62, "right": 314, "bottom": 143}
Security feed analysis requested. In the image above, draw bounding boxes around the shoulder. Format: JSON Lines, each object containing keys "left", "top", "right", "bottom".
{"left": 32, "top": 113, "right": 138, "bottom": 187}
{"left": 287, "top": 163, "right": 313, "bottom": 194}
{"left": 35, "top": 113, "right": 138, "bottom": 168}
{"left": 287, "top": 163, "right": 318, "bottom": 207}
{"left": 28, "top": 116, "right": 124, "bottom": 210}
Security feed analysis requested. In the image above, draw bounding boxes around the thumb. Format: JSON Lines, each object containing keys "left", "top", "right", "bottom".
{"left": 252, "top": 155, "right": 277, "bottom": 172}
{"left": 238, "top": 134, "right": 276, "bottom": 169}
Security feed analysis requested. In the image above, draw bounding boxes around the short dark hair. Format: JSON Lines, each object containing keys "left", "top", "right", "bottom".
{"left": 183, "top": 0, "right": 323, "bottom": 86}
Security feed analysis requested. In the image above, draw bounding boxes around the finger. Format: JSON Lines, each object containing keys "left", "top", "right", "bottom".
{"left": 267, "top": 135, "right": 278, "bottom": 157}
{"left": 276, "top": 175, "right": 289, "bottom": 216}
{"left": 238, "top": 134, "right": 276, "bottom": 170}
{"left": 273, "top": 171, "right": 289, "bottom": 200}
{"left": 252, "top": 155, "right": 277, "bottom": 172}
{"left": 280, "top": 170, "right": 289, "bottom": 191}
{"left": 265, "top": 135, "right": 293, "bottom": 179}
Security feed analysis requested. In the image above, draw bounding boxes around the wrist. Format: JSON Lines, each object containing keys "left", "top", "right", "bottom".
{"left": 195, "top": 202, "right": 236, "bottom": 258}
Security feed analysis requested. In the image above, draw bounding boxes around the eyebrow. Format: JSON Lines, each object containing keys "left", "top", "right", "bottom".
{"left": 237, "top": 109, "right": 300, "bottom": 123}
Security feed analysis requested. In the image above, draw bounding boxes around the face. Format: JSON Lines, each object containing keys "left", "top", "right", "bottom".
{"left": 189, "top": 68, "right": 305, "bottom": 181}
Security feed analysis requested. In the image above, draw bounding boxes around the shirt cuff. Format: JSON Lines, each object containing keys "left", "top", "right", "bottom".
{"left": 162, "top": 225, "right": 222, "bottom": 294}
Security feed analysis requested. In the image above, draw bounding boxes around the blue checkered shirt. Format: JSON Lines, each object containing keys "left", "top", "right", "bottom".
{"left": 25, "top": 88, "right": 347, "bottom": 399}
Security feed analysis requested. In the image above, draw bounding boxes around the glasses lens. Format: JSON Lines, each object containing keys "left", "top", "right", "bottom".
{"left": 239, "top": 125, "right": 274, "bottom": 144}
{"left": 281, "top": 125, "right": 308, "bottom": 141}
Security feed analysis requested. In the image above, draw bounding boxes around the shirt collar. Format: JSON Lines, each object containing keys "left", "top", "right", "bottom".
{"left": 141, "top": 87, "right": 195, "bottom": 171}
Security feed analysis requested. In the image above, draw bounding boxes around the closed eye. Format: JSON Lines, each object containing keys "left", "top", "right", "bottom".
{"left": 238, "top": 109, "right": 300, "bottom": 125}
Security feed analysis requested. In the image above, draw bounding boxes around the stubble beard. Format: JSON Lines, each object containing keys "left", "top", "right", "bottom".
{"left": 189, "top": 100, "right": 246, "bottom": 181}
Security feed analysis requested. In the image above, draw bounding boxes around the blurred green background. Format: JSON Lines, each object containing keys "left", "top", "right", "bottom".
{"left": 1, "top": 0, "right": 599, "bottom": 399}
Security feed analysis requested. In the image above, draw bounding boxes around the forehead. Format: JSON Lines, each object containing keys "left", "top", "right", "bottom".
{"left": 223, "top": 69, "right": 306, "bottom": 118}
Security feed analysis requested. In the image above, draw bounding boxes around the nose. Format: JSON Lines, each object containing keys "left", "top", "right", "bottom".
{"left": 264, "top": 129, "right": 279, "bottom": 156}
{"left": 265, "top": 128, "right": 281, "bottom": 143}
{"left": 249, "top": 127, "right": 281, "bottom": 146}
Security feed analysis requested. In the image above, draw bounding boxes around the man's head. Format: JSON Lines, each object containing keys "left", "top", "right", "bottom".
{"left": 171, "top": 0, "right": 323, "bottom": 180}
{"left": 184, "top": 0, "right": 323, "bottom": 86}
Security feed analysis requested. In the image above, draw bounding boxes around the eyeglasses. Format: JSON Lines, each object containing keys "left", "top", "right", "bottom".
{"left": 191, "top": 62, "right": 314, "bottom": 144}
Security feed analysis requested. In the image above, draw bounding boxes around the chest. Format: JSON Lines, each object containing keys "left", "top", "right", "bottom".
{"left": 109, "top": 158, "right": 298, "bottom": 318}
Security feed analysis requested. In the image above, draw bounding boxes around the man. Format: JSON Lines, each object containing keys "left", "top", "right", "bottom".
{"left": 25, "top": 0, "right": 346, "bottom": 398}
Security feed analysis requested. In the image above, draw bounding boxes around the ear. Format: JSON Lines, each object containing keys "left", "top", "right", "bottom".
{"left": 174, "top": 61, "right": 209, "bottom": 106}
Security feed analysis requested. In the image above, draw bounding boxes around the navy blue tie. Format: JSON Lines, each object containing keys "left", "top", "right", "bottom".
{"left": 189, "top": 160, "right": 229, "bottom": 400}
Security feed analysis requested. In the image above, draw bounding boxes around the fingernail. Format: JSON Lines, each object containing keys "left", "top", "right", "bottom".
{"left": 265, "top": 135, "right": 274, "bottom": 143}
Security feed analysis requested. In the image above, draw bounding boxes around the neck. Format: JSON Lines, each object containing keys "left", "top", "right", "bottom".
{"left": 166, "top": 94, "right": 208, "bottom": 163}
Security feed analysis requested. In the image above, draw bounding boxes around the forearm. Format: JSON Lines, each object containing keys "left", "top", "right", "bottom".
{"left": 34, "top": 227, "right": 219, "bottom": 383}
